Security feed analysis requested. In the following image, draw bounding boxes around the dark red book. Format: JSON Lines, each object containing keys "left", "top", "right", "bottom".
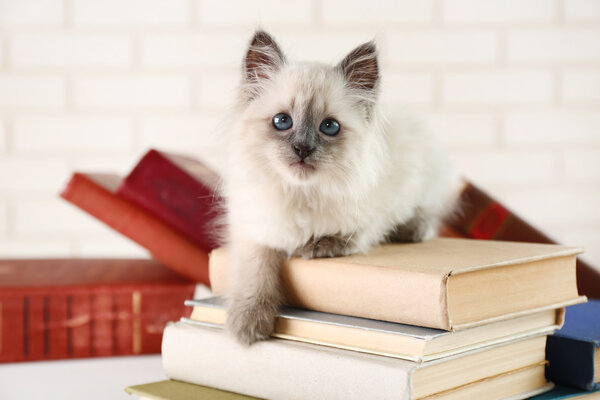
{"left": 440, "top": 180, "right": 600, "bottom": 299}
{"left": 0, "top": 259, "right": 195, "bottom": 363}
{"left": 117, "top": 149, "right": 223, "bottom": 252}
{"left": 60, "top": 173, "right": 210, "bottom": 284}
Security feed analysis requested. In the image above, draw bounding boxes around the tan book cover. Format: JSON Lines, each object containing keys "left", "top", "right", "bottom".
{"left": 184, "top": 297, "right": 564, "bottom": 362}
{"left": 209, "top": 238, "right": 586, "bottom": 330}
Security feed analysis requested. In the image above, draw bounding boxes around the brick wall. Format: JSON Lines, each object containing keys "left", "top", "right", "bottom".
{"left": 0, "top": 0, "right": 599, "bottom": 269}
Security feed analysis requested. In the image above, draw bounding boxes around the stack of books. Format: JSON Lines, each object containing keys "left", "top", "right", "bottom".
{"left": 6, "top": 148, "right": 594, "bottom": 396}
{"left": 129, "top": 238, "right": 586, "bottom": 400}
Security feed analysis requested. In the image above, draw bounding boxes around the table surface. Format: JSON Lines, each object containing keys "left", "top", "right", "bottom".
{"left": 0, "top": 354, "right": 166, "bottom": 400}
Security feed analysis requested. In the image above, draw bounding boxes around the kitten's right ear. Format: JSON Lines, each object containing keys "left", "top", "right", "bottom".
{"left": 338, "top": 41, "right": 379, "bottom": 93}
{"left": 244, "top": 30, "right": 286, "bottom": 83}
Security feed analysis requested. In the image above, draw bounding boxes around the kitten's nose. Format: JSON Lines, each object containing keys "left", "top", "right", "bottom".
{"left": 292, "top": 144, "right": 315, "bottom": 160}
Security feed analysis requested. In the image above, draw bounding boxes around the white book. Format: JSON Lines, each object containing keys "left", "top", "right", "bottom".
{"left": 162, "top": 322, "right": 553, "bottom": 400}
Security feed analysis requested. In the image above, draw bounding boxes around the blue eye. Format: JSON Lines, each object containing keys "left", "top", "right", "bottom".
{"left": 272, "top": 113, "right": 293, "bottom": 130}
{"left": 319, "top": 118, "right": 340, "bottom": 136}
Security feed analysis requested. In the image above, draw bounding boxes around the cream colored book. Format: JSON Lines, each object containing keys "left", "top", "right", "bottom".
{"left": 184, "top": 296, "right": 564, "bottom": 362}
{"left": 162, "top": 322, "right": 553, "bottom": 400}
{"left": 209, "top": 238, "right": 585, "bottom": 330}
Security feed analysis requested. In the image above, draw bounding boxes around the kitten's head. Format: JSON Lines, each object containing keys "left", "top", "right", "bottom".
{"left": 235, "top": 31, "right": 382, "bottom": 187}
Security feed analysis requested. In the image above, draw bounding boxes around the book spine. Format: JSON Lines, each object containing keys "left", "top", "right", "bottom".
{"left": 27, "top": 294, "right": 45, "bottom": 360}
{"left": 0, "top": 294, "right": 24, "bottom": 363}
{"left": 91, "top": 291, "right": 113, "bottom": 357}
{"left": 161, "top": 322, "right": 411, "bottom": 400}
{"left": 114, "top": 291, "right": 133, "bottom": 355}
{"left": 0, "top": 284, "right": 194, "bottom": 363}
{"left": 138, "top": 286, "right": 194, "bottom": 354}
{"left": 60, "top": 173, "right": 210, "bottom": 285}
{"left": 443, "top": 181, "right": 600, "bottom": 299}
{"left": 47, "top": 294, "right": 69, "bottom": 359}
{"left": 546, "top": 336, "right": 598, "bottom": 391}
{"left": 70, "top": 293, "right": 91, "bottom": 358}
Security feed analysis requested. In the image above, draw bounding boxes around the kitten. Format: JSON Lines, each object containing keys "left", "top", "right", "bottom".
{"left": 222, "top": 30, "right": 452, "bottom": 345}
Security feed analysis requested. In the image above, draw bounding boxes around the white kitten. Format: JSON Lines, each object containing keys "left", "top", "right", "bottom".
{"left": 221, "top": 31, "right": 452, "bottom": 345}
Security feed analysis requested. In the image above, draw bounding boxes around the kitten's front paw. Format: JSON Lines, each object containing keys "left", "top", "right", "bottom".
{"left": 227, "top": 297, "right": 278, "bottom": 345}
{"left": 295, "top": 234, "right": 355, "bottom": 259}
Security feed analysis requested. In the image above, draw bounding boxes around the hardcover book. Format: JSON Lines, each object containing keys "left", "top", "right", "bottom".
{"left": 546, "top": 299, "right": 600, "bottom": 391}
{"left": 0, "top": 258, "right": 195, "bottom": 363}
{"left": 527, "top": 386, "right": 600, "bottom": 400}
{"left": 162, "top": 321, "right": 552, "bottom": 400}
{"left": 117, "top": 149, "right": 223, "bottom": 252}
{"left": 209, "top": 238, "right": 585, "bottom": 330}
{"left": 184, "top": 296, "right": 564, "bottom": 362}
{"left": 60, "top": 173, "right": 210, "bottom": 284}
{"left": 446, "top": 180, "right": 600, "bottom": 299}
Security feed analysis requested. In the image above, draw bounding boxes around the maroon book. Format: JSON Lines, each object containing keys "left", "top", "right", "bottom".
{"left": 440, "top": 180, "right": 600, "bottom": 299}
{"left": 0, "top": 259, "right": 195, "bottom": 363}
{"left": 117, "top": 149, "right": 223, "bottom": 252}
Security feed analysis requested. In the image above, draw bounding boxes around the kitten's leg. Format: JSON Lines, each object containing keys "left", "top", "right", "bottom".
{"left": 294, "top": 233, "right": 357, "bottom": 259}
{"left": 387, "top": 208, "right": 437, "bottom": 243}
{"left": 227, "top": 241, "right": 287, "bottom": 345}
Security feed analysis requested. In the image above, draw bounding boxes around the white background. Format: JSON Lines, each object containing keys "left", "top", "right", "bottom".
{"left": 0, "top": 0, "right": 599, "bottom": 398}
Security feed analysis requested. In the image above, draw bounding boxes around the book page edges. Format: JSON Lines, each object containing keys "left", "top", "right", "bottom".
{"left": 180, "top": 316, "right": 559, "bottom": 364}
{"left": 451, "top": 297, "right": 585, "bottom": 331}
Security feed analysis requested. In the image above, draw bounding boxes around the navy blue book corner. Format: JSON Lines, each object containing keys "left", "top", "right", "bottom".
{"left": 546, "top": 299, "right": 600, "bottom": 391}
{"left": 527, "top": 385, "right": 600, "bottom": 399}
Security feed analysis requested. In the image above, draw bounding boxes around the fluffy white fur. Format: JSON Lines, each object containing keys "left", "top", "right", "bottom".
{"left": 221, "top": 31, "right": 452, "bottom": 345}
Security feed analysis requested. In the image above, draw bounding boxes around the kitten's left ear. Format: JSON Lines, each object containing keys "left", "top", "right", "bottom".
{"left": 338, "top": 41, "right": 379, "bottom": 93}
{"left": 245, "top": 30, "right": 286, "bottom": 83}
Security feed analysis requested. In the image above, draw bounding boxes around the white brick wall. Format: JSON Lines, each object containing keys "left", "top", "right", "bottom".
{"left": 388, "top": 31, "right": 497, "bottom": 65}
{"left": 0, "top": 0, "right": 598, "bottom": 270}
{"left": 72, "top": 0, "right": 189, "bottom": 26}
{"left": 565, "top": 0, "right": 600, "bottom": 21}
{"left": 563, "top": 69, "right": 600, "bottom": 102}
{"left": 321, "top": 0, "right": 434, "bottom": 24}
{"left": 443, "top": 0, "right": 555, "bottom": 23}
{"left": 0, "top": 75, "right": 64, "bottom": 108}
{"left": 199, "top": 0, "right": 313, "bottom": 26}
{"left": 508, "top": 28, "right": 600, "bottom": 63}
{"left": 0, "top": 119, "right": 6, "bottom": 151}
{"left": 14, "top": 117, "right": 134, "bottom": 153}
{"left": 73, "top": 75, "right": 192, "bottom": 109}
{"left": 11, "top": 33, "right": 132, "bottom": 69}
{"left": 0, "top": 0, "right": 63, "bottom": 25}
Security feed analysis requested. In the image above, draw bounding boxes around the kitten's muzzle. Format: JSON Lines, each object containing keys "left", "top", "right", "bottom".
{"left": 292, "top": 144, "right": 315, "bottom": 160}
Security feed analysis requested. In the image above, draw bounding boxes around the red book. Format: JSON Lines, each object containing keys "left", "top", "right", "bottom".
{"left": 70, "top": 293, "right": 91, "bottom": 358}
{"left": 60, "top": 173, "right": 210, "bottom": 284}
{"left": 117, "top": 149, "right": 223, "bottom": 252}
{"left": 440, "top": 180, "right": 600, "bottom": 299}
{"left": 91, "top": 291, "right": 112, "bottom": 357}
{"left": 0, "top": 258, "right": 195, "bottom": 363}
